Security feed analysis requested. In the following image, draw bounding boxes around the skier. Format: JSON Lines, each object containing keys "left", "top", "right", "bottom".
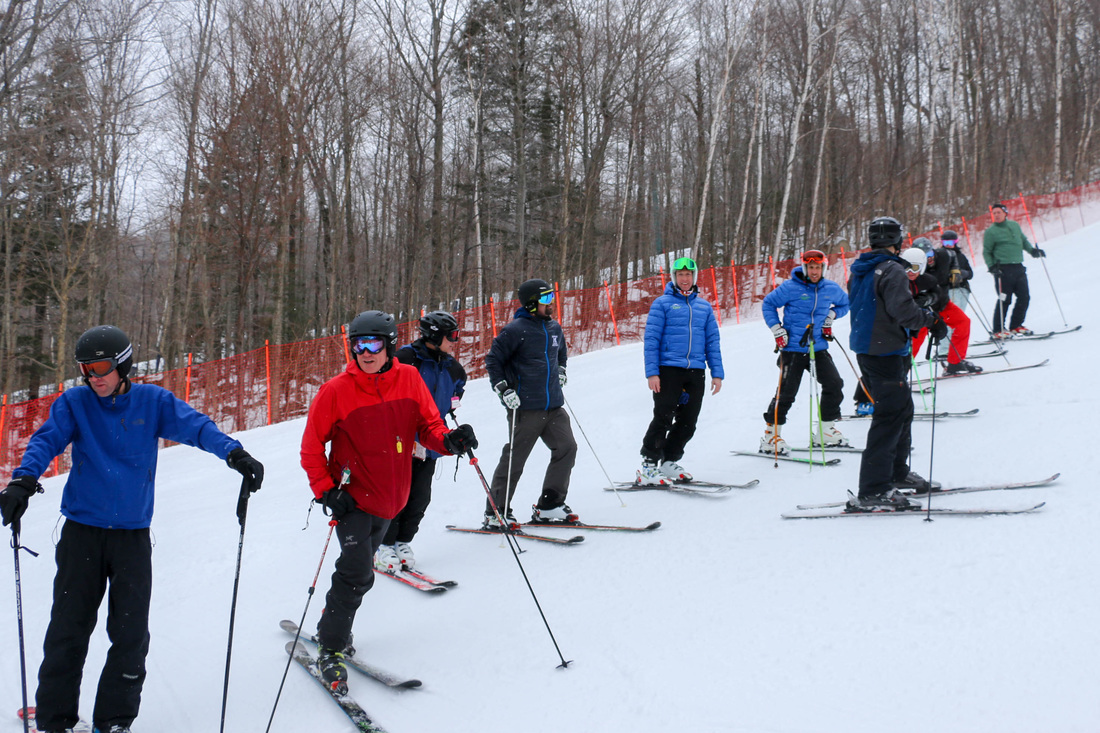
{"left": 374, "top": 311, "right": 467, "bottom": 574}
{"left": 757, "top": 249, "right": 848, "bottom": 456}
{"left": 636, "top": 257, "right": 724, "bottom": 485}
{"left": 938, "top": 229, "right": 974, "bottom": 312}
{"left": 484, "top": 278, "right": 578, "bottom": 528}
{"left": 909, "top": 241, "right": 979, "bottom": 374}
{"left": 984, "top": 202, "right": 1046, "bottom": 338}
{"left": 0, "top": 325, "right": 264, "bottom": 733}
{"left": 300, "top": 310, "right": 476, "bottom": 690}
{"left": 846, "top": 218, "right": 946, "bottom": 511}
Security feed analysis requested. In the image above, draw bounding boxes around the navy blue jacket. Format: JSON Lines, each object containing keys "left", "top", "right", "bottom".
{"left": 485, "top": 309, "right": 568, "bottom": 411}
{"left": 396, "top": 339, "right": 467, "bottom": 459}
{"left": 643, "top": 283, "right": 725, "bottom": 379}
{"left": 762, "top": 267, "right": 850, "bottom": 353}
{"left": 13, "top": 383, "right": 242, "bottom": 530}
{"left": 848, "top": 251, "right": 937, "bottom": 356}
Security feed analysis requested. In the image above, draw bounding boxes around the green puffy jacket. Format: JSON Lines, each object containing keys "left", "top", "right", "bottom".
{"left": 983, "top": 219, "right": 1037, "bottom": 267}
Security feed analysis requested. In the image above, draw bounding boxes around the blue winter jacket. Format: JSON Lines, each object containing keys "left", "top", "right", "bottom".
{"left": 485, "top": 309, "right": 568, "bottom": 411}
{"left": 396, "top": 339, "right": 467, "bottom": 460}
{"left": 762, "top": 267, "right": 850, "bottom": 353}
{"left": 848, "top": 251, "right": 936, "bottom": 356}
{"left": 643, "top": 282, "right": 725, "bottom": 379}
{"left": 12, "top": 383, "right": 242, "bottom": 530}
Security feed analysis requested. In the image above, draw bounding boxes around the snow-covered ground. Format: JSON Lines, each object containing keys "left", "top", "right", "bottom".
{"left": 4, "top": 213, "right": 1099, "bottom": 733}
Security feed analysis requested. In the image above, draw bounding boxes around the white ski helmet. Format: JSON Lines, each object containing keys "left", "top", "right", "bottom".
{"left": 900, "top": 247, "right": 926, "bottom": 276}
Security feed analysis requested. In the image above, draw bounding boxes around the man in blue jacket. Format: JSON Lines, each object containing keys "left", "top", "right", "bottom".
{"left": 0, "top": 325, "right": 263, "bottom": 733}
{"left": 636, "top": 257, "right": 724, "bottom": 486}
{"left": 847, "top": 219, "right": 945, "bottom": 511}
{"left": 374, "top": 311, "right": 467, "bottom": 572}
{"left": 759, "top": 249, "right": 850, "bottom": 455}
{"left": 484, "top": 279, "right": 578, "bottom": 527}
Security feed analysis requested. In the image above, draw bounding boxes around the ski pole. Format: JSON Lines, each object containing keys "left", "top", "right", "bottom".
{"left": 924, "top": 337, "right": 940, "bottom": 523}
{"left": 803, "top": 327, "right": 824, "bottom": 468}
{"left": 1019, "top": 194, "right": 1069, "bottom": 327}
{"left": 219, "top": 479, "right": 253, "bottom": 733}
{"left": 446, "top": 413, "right": 572, "bottom": 669}
{"left": 265, "top": 468, "right": 349, "bottom": 733}
{"left": 771, "top": 354, "right": 784, "bottom": 468}
{"left": 968, "top": 297, "right": 1012, "bottom": 365}
{"left": 831, "top": 338, "right": 874, "bottom": 409}
{"left": 562, "top": 394, "right": 624, "bottom": 505}
{"left": 11, "top": 524, "right": 40, "bottom": 733}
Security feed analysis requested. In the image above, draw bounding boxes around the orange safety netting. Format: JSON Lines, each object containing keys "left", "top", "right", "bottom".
{"left": 3, "top": 179, "right": 1098, "bottom": 479}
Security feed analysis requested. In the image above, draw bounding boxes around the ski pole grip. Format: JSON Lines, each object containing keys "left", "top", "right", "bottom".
{"left": 235, "top": 483, "right": 250, "bottom": 527}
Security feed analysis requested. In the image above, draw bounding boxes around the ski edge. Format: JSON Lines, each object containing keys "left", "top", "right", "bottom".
{"left": 280, "top": 619, "right": 423, "bottom": 688}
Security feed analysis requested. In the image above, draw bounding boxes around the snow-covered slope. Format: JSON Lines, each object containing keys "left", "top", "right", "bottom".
{"left": 4, "top": 215, "right": 1099, "bottom": 733}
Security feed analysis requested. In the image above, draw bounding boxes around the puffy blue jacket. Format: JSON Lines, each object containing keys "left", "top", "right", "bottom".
{"left": 485, "top": 309, "right": 568, "bottom": 411}
{"left": 849, "top": 251, "right": 936, "bottom": 356}
{"left": 13, "top": 383, "right": 242, "bottom": 530}
{"left": 644, "top": 282, "right": 724, "bottom": 379}
{"left": 762, "top": 267, "right": 850, "bottom": 353}
{"left": 396, "top": 339, "right": 467, "bottom": 459}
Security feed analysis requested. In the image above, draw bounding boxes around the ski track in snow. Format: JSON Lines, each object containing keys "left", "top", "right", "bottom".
{"left": 4, "top": 204, "right": 1100, "bottom": 732}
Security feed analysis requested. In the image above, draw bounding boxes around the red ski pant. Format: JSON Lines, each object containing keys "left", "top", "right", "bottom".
{"left": 911, "top": 301, "right": 970, "bottom": 363}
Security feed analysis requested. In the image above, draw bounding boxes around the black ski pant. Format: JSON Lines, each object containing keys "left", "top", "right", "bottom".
{"left": 856, "top": 354, "right": 914, "bottom": 499}
{"left": 991, "top": 263, "right": 1030, "bottom": 333}
{"left": 316, "top": 510, "right": 390, "bottom": 652}
{"left": 640, "top": 366, "right": 706, "bottom": 463}
{"left": 35, "top": 520, "right": 152, "bottom": 733}
{"left": 488, "top": 407, "right": 577, "bottom": 514}
{"left": 382, "top": 457, "right": 435, "bottom": 545}
{"left": 762, "top": 350, "right": 844, "bottom": 425}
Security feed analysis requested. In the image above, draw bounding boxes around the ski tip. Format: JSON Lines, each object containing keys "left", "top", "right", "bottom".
{"left": 17, "top": 707, "right": 34, "bottom": 721}
{"left": 645, "top": 521, "right": 662, "bottom": 530}
{"left": 279, "top": 619, "right": 298, "bottom": 633}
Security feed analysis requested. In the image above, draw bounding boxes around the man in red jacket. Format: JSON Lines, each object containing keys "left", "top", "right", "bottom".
{"left": 300, "top": 310, "right": 476, "bottom": 692}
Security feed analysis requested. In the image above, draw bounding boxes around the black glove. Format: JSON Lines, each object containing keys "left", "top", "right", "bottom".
{"left": 443, "top": 424, "right": 478, "bottom": 455}
{"left": 1030, "top": 247, "right": 1046, "bottom": 258}
{"left": 226, "top": 447, "right": 264, "bottom": 494}
{"left": 322, "top": 487, "right": 357, "bottom": 520}
{"left": 1, "top": 476, "right": 42, "bottom": 529}
{"left": 989, "top": 264, "right": 1002, "bottom": 277}
{"left": 928, "top": 316, "right": 948, "bottom": 344}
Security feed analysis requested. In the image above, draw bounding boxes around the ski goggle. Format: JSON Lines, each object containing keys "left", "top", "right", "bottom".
{"left": 903, "top": 260, "right": 922, "bottom": 274}
{"left": 350, "top": 335, "right": 387, "bottom": 355}
{"left": 801, "top": 250, "right": 827, "bottom": 265}
{"left": 672, "top": 257, "right": 698, "bottom": 272}
{"left": 942, "top": 239, "right": 957, "bottom": 247}
{"left": 78, "top": 358, "right": 118, "bottom": 378}
{"left": 444, "top": 330, "right": 461, "bottom": 342}
{"left": 537, "top": 291, "right": 555, "bottom": 304}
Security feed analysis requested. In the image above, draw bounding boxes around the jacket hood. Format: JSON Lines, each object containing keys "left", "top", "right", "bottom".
{"left": 850, "top": 250, "right": 896, "bottom": 276}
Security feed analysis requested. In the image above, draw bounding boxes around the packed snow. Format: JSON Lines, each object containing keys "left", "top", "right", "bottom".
{"left": 3, "top": 212, "right": 1099, "bottom": 733}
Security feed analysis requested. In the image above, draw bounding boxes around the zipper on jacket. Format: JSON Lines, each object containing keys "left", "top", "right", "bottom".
{"left": 543, "top": 321, "right": 551, "bottom": 411}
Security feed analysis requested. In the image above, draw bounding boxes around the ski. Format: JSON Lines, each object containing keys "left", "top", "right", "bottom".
{"left": 608, "top": 480, "right": 757, "bottom": 494}
{"left": 931, "top": 349, "right": 1007, "bottom": 361}
{"left": 912, "top": 359, "right": 1049, "bottom": 388}
{"left": 844, "top": 408, "right": 979, "bottom": 420}
{"left": 972, "top": 332, "right": 1055, "bottom": 346}
{"left": 783, "top": 502, "right": 1046, "bottom": 519}
{"left": 286, "top": 641, "right": 390, "bottom": 733}
{"left": 17, "top": 707, "right": 92, "bottom": 733}
{"left": 788, "top": 445, "right": 864, "bottom": 453}
{"left": 730, "top": 450, "right": 841, "bottom": 466}
{"left": 521, "top": 520, "right": 662, "bottom": 532}
{"left": 402, "top": 567, "right": 457, "bottom": 588}
{"left": 280, "top": 619, "right": 423, "bottom": 688}
{"left": 675, "top": 478, "right": 760, "bottom": 489}
{"left": 794, "top": 474, "right": 1061, "bottom": 510}
{"left": 373, "top": 567, "right": 448, "bottom": 593}
{"left": 445, "top": 524, "right": 584, "bottom": 544}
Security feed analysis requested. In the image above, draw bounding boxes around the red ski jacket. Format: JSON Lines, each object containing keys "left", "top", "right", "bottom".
{"left": 301, "top": 361, "right": 452, "bottom": 519}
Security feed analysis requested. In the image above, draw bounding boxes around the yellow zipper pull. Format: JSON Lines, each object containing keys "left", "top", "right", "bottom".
{"left": 396, "top": 435, "right": 403, "bottom": 454}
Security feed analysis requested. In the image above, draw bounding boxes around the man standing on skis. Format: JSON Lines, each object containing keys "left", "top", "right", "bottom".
{"left": 636, "top": 257, "right": 724, "bottom": 485}
{"left": 484, "top": 279, "right": 578, "bottom": 528}
{"left": 757, "top": 249, "right": 848, "bottom": 456}
{"left": 300, "top": 310, "right": 476, "bottom": 692}
{"left": 984, "top": 202, "right": 1046, "bottom": 338}
{"left": 846, "top": 218, "right": 946, "bottom": 511}
{"left": 0, "top": 325, "right": 264, "bottom": 733}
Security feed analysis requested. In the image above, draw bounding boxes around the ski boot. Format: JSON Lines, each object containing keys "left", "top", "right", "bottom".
{"left": 893, "top": 471, "right": 941, "bottom": 493}
{"left": 317, "top": 647, "right": 349, "bottom": 695}
{"left": 1011, "top": 326, "right": 1034, "bottom": 336}
{"left": 530, "top": 503, "right": 579, "bottom": 524}
{"left": 636, "top": 459, "right": 670, "bottom": 486}
{"left": 844, "top": 489, "right": 919, "bottom": 512}
{"left": 812, "top": 420, "right": 849, "bottom": 447}
{"left": 854, "top": 402, "right": 874, "bottom": 416}
{"left": 482, "top": 511, "right": 519, "bottom": 531}
{"left": 374, "top": 545, "right": 401, "bottom": 574}
{"left": 394, "top": 542, "right": 415, "bottom": 570}
{"left": 759, "top": 424, "right": 789, "bottom": 455}
{"left": 944, "top": 360, "right": 982, "bottom": 375}
{"left": 659, "top": 460, "right": 692, "bottom": 483}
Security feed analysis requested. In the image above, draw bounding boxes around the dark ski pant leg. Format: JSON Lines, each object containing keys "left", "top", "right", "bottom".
{"left": 36, "top": 521, "right": 109, "bottom": 733}
{"left": 856, "top": 354, "right": 913, "bottom": 498}
{"left": 93, "top": 528, "right": 152, "bottom": 730}
{"left": 316, "top": 511, "right": 389, "bottom": 652}
{"left": 383, "top": 457, "right": 435, "bottom": 545}
{"left": 488, "top": 410, "right": 543, "bottom": 514}
{"left": 815, "top": 351, "right": 845, "bottom": 422}
{"left": 763, "top": 352, "right": 807, "bottom": 425}
{"left": 1005, "top": 266, "right": 1030, "bottom": 330}
{"left": 991, "top": 265, "right": 1029, "bottom": 332}
{"left": 535, "top": 407, "right": 578, "bottom": 510}
{"left": 662, "top": 369, "right": 705, "bottom": 463}
{"left": 641, "top": 367, "right": 692, "bottom": 461}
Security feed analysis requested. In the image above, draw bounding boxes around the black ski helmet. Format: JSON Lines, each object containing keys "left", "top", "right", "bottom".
{"left": 419, "top": 310, "right": 458, "bottom": 346}
{"left": 868, "top": 217, "right": 903, "bottom": 248}
{"left": 517, "top": 278, "right": 553, "bottom": 312}
{"left": 348, "top": 310, "right": 398, "bottom": 357}
{"left": 75, "top": 325, "right": 134, "bottom": 378}
{"left": 941, "top": 229, "right": 959, "bottom": 246}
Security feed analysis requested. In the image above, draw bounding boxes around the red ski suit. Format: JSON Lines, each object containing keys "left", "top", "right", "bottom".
{"left": 301, "top": 361, "right": 452, "bottom": 519}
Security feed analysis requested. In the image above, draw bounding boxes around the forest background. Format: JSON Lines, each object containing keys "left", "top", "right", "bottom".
{"left": 3, "top": 0, "right": 1099, "bottom": 397}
